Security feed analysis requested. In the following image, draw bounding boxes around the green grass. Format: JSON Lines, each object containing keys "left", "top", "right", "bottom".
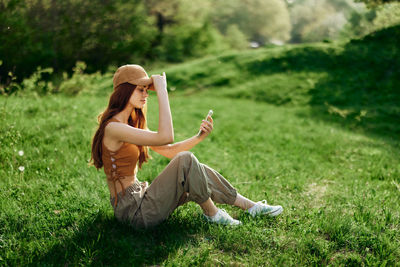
{"left": 1, "top": 26, "right": 400, "bottom": 266}
{"left": 1, "top": 93, "right": 399, "bottom": 266}
{"left": 161, "top": 25, "right": 400, "bottom": 139}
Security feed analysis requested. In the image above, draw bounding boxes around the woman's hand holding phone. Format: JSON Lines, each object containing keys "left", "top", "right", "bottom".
{"left": 198, "top": 110, "right": 214, "bottom": 139}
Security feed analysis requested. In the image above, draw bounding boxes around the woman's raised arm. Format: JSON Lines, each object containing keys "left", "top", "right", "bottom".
{"left": 106, "top": 72, "right": 174, "bottom": 146}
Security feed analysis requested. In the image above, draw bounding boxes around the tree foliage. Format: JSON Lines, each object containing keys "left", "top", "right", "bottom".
{"left": 0, "top": 0, "right": 156, "bottom": 84}
{"left": 225, "top": 25, "right": 249, "bottom": 50}
{"left": 1, "top": 0, "right": 400, "bottom": 89}
{"left": 372, "top": 2, "right": 400, "bottom": 28}
{"left": 289, "top": 0, "right": 355, "bottom": 42}
{"left": 144, "top": 0, "right": 224, "bottom": 61}
{"left": 0, "top": 0, "right": 215, "bottom": 85}
{"left": 355, "top": 0, "right": 400, "bottom": 7}
{"left": 211, "top": 0, "right": 291, "bottom": 44}
{"left": 341, "top": 1, "right": 400, "bottom": 38}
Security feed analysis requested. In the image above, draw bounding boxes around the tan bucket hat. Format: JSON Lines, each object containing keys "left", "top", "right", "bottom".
{"left": 113, "top": 64, "right": 155, "bottom": 91}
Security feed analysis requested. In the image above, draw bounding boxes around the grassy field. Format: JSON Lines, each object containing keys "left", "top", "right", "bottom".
{"left": 1, "top": 26, "right": 400, "bottom": 266}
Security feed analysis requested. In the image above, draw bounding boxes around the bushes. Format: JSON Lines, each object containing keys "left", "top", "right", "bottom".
{"left": 0, "top": 0, "right": 156, "bottom": 85}
{"left": 0, "top": 0, "right": 236, "bottom": 90}
{"left": 2, "top": 62, "right": 112, "bottom": 97}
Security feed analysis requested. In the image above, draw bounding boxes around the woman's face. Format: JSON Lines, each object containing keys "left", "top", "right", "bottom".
{"left": 129, "top": 85, "right": 149, "bottom": 109}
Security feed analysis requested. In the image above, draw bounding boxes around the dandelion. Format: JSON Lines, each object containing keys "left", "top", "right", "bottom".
{"left": 18, "top": 150, "right": 24, "bottom": 156}
{"left": 18, "top": 166, "right": 25, "bottom": 172}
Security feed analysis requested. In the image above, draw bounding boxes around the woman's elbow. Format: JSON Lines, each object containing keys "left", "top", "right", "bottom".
{"left": 159, "top": 133, "right": 174, "bottom": 145}
{"left": 166, "top": 130, "right": 174, "bottom": 144}
{"left": 166, "top": 134, "right": 174, "bottom": 144}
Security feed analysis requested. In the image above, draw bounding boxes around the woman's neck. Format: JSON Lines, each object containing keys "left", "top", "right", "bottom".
{"left": 115, "top": 105, "right": 134, "bottom": 124}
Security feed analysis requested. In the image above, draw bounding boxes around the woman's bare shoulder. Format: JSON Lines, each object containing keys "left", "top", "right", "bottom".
{"left": 104, "top": 117, "right": 124, "bottom": 130}
{"left": 103, "top": 118, "right": 125, "bottom": 150}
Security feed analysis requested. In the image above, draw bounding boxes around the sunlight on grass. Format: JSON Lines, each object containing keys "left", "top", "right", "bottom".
{"left": 0, "top": 92, "right": 399, "bottom": 265}
{"left": 1, "top": 27, "right": 400, "bottom": 264}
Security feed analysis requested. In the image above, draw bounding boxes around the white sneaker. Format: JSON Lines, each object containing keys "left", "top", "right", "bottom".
{"left": 247, "top": 200, "right": 283, "bottom": 217}
{"left": 203, "top": 208, "right": 242, "bottom": 226}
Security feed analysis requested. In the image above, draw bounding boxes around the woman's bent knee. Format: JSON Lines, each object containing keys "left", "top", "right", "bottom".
{"left": 175, "top": 151, "right": 197, "bottom": 165}
{"left": 176, "top": 151, "right": 193, "bottom": 159}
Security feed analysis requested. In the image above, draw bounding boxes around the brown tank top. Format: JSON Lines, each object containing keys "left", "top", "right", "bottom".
{"left": 102, "top": 118, "right": 140, "bottom": 207}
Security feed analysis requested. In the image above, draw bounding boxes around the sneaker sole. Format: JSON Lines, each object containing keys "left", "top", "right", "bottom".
{"left": 206, "top": 221, "right": 242, "bottom": 226}
{"left": 203, "top": 215, "right": 242, "bottom": 226}
{"left": 249, "top": 206, "right": 284, "bottom": 217}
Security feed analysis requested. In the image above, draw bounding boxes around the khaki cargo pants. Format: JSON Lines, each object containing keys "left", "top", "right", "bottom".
{"left": 110, "top": 151, "right": 238, "bottom": 228}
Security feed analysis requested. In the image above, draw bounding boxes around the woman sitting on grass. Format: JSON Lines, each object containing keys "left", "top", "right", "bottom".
{"left": 90, "top": 64, "right": 283, "bottom": 228}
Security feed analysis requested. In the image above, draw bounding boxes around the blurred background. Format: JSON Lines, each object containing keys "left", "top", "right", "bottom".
{"left": 1, "top": 0, "right": 399, "bottom": 93}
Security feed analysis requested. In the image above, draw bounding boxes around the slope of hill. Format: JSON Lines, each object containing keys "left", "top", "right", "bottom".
{"left": 161, "top": 25, "right": 400, "bottom": 138}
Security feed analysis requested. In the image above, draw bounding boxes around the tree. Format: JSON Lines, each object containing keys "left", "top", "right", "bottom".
{"left": 289, "top": 0, "right": 360, "bottom": 43}
{"left": 340, "top": 1, "right": 400, "bottom": 38}
{"left": 372, "top": 2, "right": 400, "bottom": 28}
{"left": 355, "top": 0, "right": 400, "bottom": 7}
{"left": 0, "top": 0, "right": 156, "bottom": 84}
{"left": 225, "top": 25, "right": 248, "bottom": 49}
{"left": 144, "top": 0, "right": 211, "bottom": 44}
{"left": 237, "top": 0, "right": 292, "bottom": 44}
{"left": 211, "top": 0, "right": 292, "bottom": 45}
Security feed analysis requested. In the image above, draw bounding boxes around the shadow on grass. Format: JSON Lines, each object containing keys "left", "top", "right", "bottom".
{"left": 244, "top": 25, "right": 400, "bottom": 141}
{"left": 36, "top": 208, "right": 205, "bottom": 266}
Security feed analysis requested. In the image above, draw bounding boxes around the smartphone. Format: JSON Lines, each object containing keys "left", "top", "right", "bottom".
{"left": 198, "top": 110, "right": 213, "bottom": 136}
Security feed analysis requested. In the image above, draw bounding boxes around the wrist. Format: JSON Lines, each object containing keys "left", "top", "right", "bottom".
{"left": 196, "top": 133, "right": 205, "bottom": 141}
{"left": 156, "top": 88, "right": 167, "bottom": 95}
{"left": 155, "top": 83, "right": 167, "bottom": 92}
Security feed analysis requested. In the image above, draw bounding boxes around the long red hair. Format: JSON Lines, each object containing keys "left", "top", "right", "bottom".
{"left": 90, "top": 82, "right": 150, "bottom": 170}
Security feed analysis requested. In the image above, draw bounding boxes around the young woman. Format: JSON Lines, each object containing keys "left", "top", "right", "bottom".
{"left": 90, "top": 64, "right": 283, "bottom": 228}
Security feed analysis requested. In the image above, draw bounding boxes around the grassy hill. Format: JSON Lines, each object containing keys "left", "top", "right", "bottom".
{"left": 161, "top": 25, "right": 400, "bottom": 139}
{"left": 0, "top": 26, "right": 399, "bottom": 266}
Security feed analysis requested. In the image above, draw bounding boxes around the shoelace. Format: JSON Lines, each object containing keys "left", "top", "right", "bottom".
{"left": 219, "top": 208, "right": 228, "bottom": 214}
{"left": 250, "top": 200, "right": 269, "bottom": 215}
{"left": 205, "top": 209, "right": 237, "bottom": 224}
{"left": 217, "top": 209, "right": 231, "bottom": 223}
